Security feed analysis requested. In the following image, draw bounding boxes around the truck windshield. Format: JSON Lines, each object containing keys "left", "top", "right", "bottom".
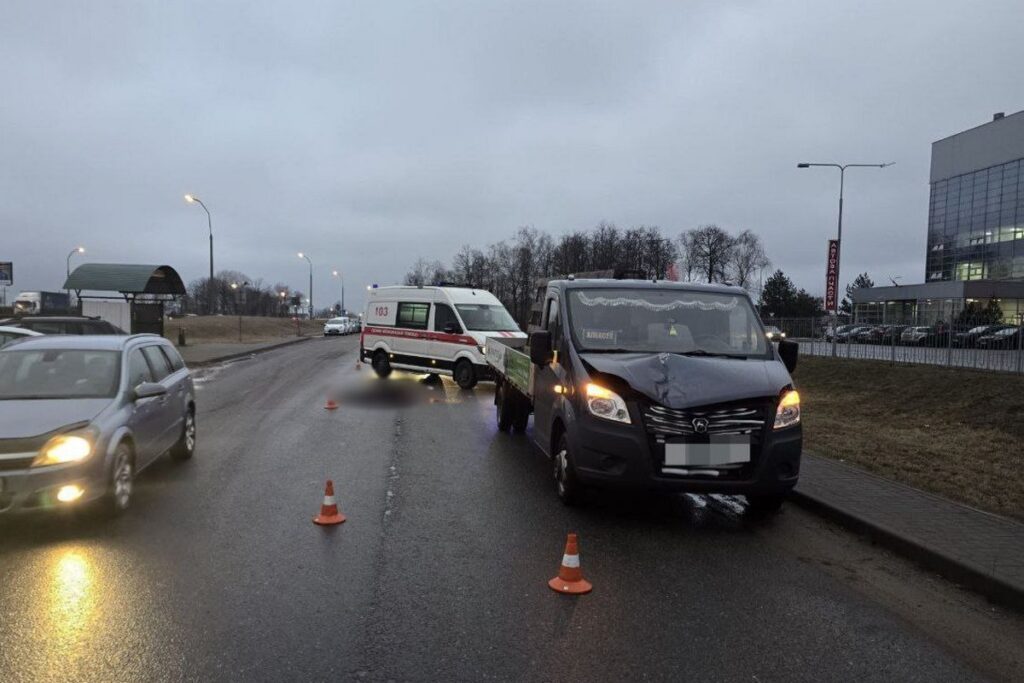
{"left": 455, "top": 304, "right": 520, "bottom": 332}
{"left": 567, "top": 288, "right": 768, "bottom": 357}
{"left": 0, "top": 349, "right": 121, "bottom": 399}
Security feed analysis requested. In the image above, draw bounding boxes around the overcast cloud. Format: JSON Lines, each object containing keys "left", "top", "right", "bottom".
{"left": 2, "top": 0, "right": 1021, "bottom": 311}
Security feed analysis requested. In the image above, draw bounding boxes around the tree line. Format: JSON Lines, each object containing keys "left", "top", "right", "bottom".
{"left": 179, "top": 271, "right": 309, "bottom": 316}
{"left": 403, "top": 222, "right": 781, "bottom": 324}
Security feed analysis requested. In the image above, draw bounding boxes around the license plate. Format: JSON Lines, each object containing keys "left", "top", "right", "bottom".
{"left": 664, "top": 436, "right": 750, "bottom": 467}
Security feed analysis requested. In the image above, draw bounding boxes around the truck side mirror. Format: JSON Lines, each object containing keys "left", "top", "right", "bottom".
{"left": 443, "top": 321, "right": 461, "bottom": 334}
{"left": 529, "top": 330, "right": 553, "bottom": 365}
{"left": 778, "top": 339, "right": 798, "bottom": 373}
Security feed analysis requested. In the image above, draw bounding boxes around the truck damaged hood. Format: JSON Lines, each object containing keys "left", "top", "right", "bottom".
{"left": 578, "top": 352, "right": 789, "bottom": 409}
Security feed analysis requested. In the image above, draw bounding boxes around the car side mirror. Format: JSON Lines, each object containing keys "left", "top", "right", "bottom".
{"left": 778, "top": 339, "right": 798, "bottom": 374}
{"left": 133, "top": 382, "right": 167, "bottom": 401}
{"left": 443, "top": 322, "right": 461, "bottom": 334}
{"left": 530, "top": 330, "right": 553, "bottom": 365}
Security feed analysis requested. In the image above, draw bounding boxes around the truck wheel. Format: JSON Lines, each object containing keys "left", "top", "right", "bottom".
{"left": 496, "top": 383, "right": 513, "bottom": 432}
{"left": 554, "top": 433, "right": 583, "bottom": 506}
{"left": 454, "top": 359, "right": 477, "bottom": 390}
{"left": 372, "top": 350, "right": 392, "bottom": 378}
{"left": 511, "top": 392, "right": 530, "bottom": 433}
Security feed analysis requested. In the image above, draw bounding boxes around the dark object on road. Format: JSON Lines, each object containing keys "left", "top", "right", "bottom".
{"left": 0, "top": 315, "right": 125, "bottom": 335}
{"left": 486, "top": 278, "right": 801, "bottom": 513}
{"left": 548, "top": 532, "right": 592, "bottom": 594}
{"left": 0, "top": 334, "right": 195, "bottom": 516}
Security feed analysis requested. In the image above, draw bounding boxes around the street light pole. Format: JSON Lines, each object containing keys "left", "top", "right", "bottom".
{"left": 797, "top": 161, "right": 894, "bottom": 357}
{"left": 184, "top": 194, "right": 214, "bottom": 315}
{"left": 332, "top": 270, "right": 345, "bottom": 315}
{"left": 66, "top": 246, "right": 84, "bottom": 301}
{"left": 298, "top": 253, "right": 313, "bottom": 320}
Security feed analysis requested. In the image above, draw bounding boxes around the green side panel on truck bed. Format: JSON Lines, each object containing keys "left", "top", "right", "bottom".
{"left": 484, "top": 338, "right": 532, "bottom": 397}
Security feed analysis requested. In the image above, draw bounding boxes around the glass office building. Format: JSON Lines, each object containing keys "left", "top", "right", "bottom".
{"left": 926, "top": 112, "right": 1024, "bottom": 281}
{"left": 853, "top": 111, "right": 1024, "bottom": 325}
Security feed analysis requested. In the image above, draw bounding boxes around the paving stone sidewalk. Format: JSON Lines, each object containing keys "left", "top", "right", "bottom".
{"left": 794, "top": 453, "right": 1024, "bottom": 609}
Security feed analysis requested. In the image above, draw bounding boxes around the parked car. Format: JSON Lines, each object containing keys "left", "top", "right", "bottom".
{"left": 853, "top": 326, "right": 883, "bottom": 344}
{"left": 824, "top": 324, "right": 856, "bottom": 342}
{"left": 900, "top": 325, "right": 950, "bottom": 347}
{"left": 879, "top": 325, "right": 908, "bottom": 345}
{"left": 764, "top": 325, "right": 785, "bottom": 342}
{"left": 835, "top": 325, "right": 871, "bottom": 343}
{"left": 953, "top": 324, "right": 1011, "bottom": 348}
{"left": 975, "top": 326, "right": 1022, "bottom": 350}
{"left": 0, "top": 325, "right": 43, "bottom": 347}
{"left": 0, "top": 334, "right": 196, "bottom": 516}
{"left": 323, "top": 317, "right": 350, "bottom": 336}
{"left": 0, "top": 315, "right": 125, "bottom": 335}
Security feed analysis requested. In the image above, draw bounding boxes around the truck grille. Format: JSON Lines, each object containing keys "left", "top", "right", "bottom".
{"left": 642, "top": 401, "right": 770, "bottom": 440}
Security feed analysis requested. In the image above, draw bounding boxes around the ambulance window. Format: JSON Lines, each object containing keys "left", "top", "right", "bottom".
{"left": 396, "top": 302, "right": 430, "bottom": 330}
{"left": 433, "top": 304, "right": 461, "bottom": 333}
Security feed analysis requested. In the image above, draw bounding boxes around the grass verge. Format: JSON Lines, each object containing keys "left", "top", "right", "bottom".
{"left": 164, "top": 315, "right": 325, "bottom": 344}
{"left": 798, "top": 356, "right": 1024, "bottom": 521}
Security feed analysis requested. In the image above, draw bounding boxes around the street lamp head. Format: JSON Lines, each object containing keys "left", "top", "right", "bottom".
{"left": 332, "top": 270, "right": 339, "bottom": 277}
{"left": 230, "top": 282, "right": 238, "bottom": 289}
{"left": 880, "top": 162, "right": 896, "bottom": 168}
{"left": 797, "top": 163, "right": 810, "bottom": 168}
{"left": 297, "top": 252, "right": 304, "bottom": 259}
{"left": 184, "top": 194, "right": 195, "bottom": 203}
{"left": 76, "top": 246, "right": 85, "bottom": 253}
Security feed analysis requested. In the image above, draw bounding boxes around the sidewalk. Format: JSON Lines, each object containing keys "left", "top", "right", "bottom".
{"left": 793, "top": 453, "right": 1024, "bottom": 610}
{"left": 177, "top": 336, "right": 311, "bottom": 366}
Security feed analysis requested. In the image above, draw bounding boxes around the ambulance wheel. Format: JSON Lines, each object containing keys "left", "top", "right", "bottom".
{"left": 496, "top": 383, "right": 513, "bottom": 432}
{"left": 454, "top": 359, "right": 477, "bottom": 390}
{"left": 372, "top": 350, "right": 392, "bottom": 378}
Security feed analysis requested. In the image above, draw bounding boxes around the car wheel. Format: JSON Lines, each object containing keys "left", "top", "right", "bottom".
{"left": 554, "top": 433, "right": 583, "bottom": 506}
{"left": 103, "top": 443, "right": 134, "bottom": 516}
{"left": 746, "top": 493, "right": 785, "bottom": 516}
{"left": 496, "top": 383, "right": 513, "bottom": 432}
{"left": 170, "top": 408, "right": 196, "bottom": 461}
{"left": 372, "top": 350, "right": 392, "bottom": 378}
{"left": 453, "top": 359, "right": 477, "bottom": 390}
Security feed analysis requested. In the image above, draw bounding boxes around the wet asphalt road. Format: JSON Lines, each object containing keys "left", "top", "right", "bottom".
{"left": 1, "top": 336, "right": 1021, "bottom": 682}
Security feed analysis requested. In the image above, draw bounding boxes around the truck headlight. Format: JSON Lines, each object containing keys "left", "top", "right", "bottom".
{"left": 774, "top": 390, "right": 800, "bottom": 430}
{"left": 585, "top": 383, "right": 631, "bottom": 424}
{"left": 33, "top": 434, "right": 94, "bottom": 467}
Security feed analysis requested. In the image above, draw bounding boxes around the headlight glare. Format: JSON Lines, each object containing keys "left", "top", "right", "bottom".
{"left": 774, "top": 390, "right": 801, "bottom": 429}
{"left": 584, "top": 383, "right": 631, "bottom": 424}
{"left": 33, "top": 434, "right": 93, "bottom": 467}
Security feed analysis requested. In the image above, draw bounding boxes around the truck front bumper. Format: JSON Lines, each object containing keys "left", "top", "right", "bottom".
{"left": 567, "top": 414, "right": 801, "bottom": 497}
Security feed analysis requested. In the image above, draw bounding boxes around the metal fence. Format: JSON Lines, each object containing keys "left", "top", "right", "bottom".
{"left": 768, "top": 317, "right": 1024, "bottom": 374}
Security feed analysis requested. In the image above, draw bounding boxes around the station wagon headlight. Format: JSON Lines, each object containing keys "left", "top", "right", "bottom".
{"left": 774, "top": 390, "right": 801, "bottom": 430}
{"left": 33, "top": 434, "right": 94, "bottom": 467}
{"left": 584, "top": 383, "right": 631, "bottom": 424}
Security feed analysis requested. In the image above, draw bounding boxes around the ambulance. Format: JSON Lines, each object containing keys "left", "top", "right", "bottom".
{"left": 360, "top": 285, "right": 526, "bottom": 388}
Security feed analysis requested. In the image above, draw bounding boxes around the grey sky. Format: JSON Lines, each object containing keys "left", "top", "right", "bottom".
{"left": 2, "top": 1, "right": 1021, "bottom": 312}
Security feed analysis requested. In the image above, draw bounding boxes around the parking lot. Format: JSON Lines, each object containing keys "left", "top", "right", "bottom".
{"left": 2, "top": 336, "right": 1022, "bottom": 681}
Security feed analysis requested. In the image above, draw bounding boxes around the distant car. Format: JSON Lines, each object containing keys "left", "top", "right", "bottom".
{"left": 0, "top": 316, "right": 125, "bottom": 335}
{"left": 323, "top": 317, "right": 349, "bottom": 336}
{"left": 824, "top": 324, "right": 857, "bottom": 342}
{"left": 0, "top": 334, "right": 196, "bottom": 516}
{"left": 836, "top": 325, "right": 870, "bottom": 343}
{"left": 976, "top": 326, "right": 1021, "bottom": 350}
{"left": 901, "top": 325, "right": 950, "bottom": 346}
{"left": 764, "top": 325, "right": 785, "bottom": 342}
{"left": 0, "top": 325, "right": 43, "bottom": 347}
{"left": 853, "top": 326, "right": 883, "bottom": 344}
{"left": 953, "top": 324, "right": 1010, "bottom": 348}
{"left": 880, "top": 325, "right": 908, "bottom": 345}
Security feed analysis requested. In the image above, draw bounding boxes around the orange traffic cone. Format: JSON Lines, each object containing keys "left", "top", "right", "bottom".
{"left": 548, "top": 533, "right": 592, "bottom": 594}
{"left": 324, "top": 398, "right": 339, "bottom": 410}
{"left": 313, "top": 480, "right": 347, "bottom": 525}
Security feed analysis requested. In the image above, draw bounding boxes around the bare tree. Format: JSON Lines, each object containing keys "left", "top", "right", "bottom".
{"left": 729, "top": 230, "right": 770, "bottom": 291}
{"left": 680, "top": 225, "right": 734, "bottom": 283}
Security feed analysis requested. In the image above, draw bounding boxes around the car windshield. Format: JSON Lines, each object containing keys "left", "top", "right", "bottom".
{"left": 567, "top": 288, "right": 768, "bottom": 358}
{"left": 455, "top": 304, "right": 519, "bottom": 332}
{"left": 328, "top": 318, "right": 345, "bottom": 324}
{"left": 0, "top": 349, "right": 121, "bottom": 400}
